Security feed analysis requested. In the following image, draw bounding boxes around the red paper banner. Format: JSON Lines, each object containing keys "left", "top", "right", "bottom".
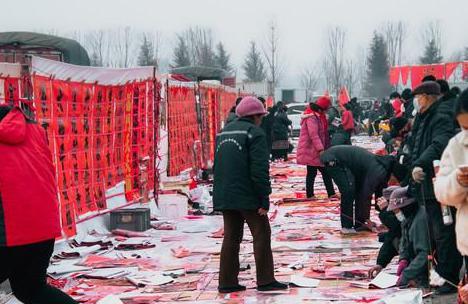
{"left": 445, "top": 62, "right": 460, "bottom": 80}
{"left": 463, "top": 62, "right": 468, "bottom": 80}
{"left": 400, "top": 66, "right": 410, "bottom": 85}
{"left": 389, "top": 67, "right": 400, "bottom": 86}
{"left": 31, "top": 75, "right": 159, "bottom": 237}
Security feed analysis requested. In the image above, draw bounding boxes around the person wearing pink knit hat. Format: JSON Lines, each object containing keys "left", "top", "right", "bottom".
{"left": 213, "top": 96, "right": 288, "bottom": 293}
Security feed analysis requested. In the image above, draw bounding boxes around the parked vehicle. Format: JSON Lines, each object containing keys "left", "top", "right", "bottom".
{"left": 287, "top": 103, "right": 307, "bottom": 137}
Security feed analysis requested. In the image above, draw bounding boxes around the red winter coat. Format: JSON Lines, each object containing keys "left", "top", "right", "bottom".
{"left": 341, "top": 110, "right": 355, "bottom": 132}
{"left": 296, "top": 109, "right": 328, "bottom": 167}
{"left": 0, "top": 108, "right": 61, "bottom": 247}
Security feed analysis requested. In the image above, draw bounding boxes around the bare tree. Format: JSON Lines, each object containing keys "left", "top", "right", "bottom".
{"left": 383, "top": 21, "right": 406, "bottom": 66}
{"left": 300, "top": 64, "right": 320, "bottom": 102}
{"left": 343, "top": 59, "right": 359, "bottom": 97}
{"left": 322, "top": 26, "right": 346, "bottom": 98}
{"left": 175, "top": 26, "right": 215, "bottom": 67}
{"left": 111, "top": 27, "right": 135, "bottom": 68}
{"left": 263, "top": 20, "right": 284, "bottom": 95}
{"left": 85, "top": 30, "right": 106, "bottom": 66}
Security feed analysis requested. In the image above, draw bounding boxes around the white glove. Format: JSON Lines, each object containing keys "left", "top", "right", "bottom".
{"left": 412, "top": 167, "right": 426, "bottom": 183}
{"left": 429, "top": 269, "right": 446, "bottom": 287}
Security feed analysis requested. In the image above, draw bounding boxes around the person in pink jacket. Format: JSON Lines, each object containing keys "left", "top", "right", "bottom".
{"left": 296, "top": 97, "right": 336, "bottom": 199}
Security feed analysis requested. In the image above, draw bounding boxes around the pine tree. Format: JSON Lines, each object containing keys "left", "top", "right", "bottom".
{"left": 364, "top": 32, "right": 392, "bottom": 98}
{"left": 464, "top": 47, "right": 468, "bottom": 60}
{"left": 420, "top": 39, "right": 443, "bottom": 64}
{"left": 243, "top": 41, "right": 266, "bottom": 82}
{"left": 137, "top": 35, "right": 157, "bottom": 67}
{"left": 172, "top": 35, "right": 191, "bottom": 68}
{"left": 214, "top": 42, "right": 233, "bottom": 74}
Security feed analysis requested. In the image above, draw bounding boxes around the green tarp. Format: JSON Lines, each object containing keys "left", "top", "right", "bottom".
{"left": 0, "top": 31, "right": 90, "bottom": 66}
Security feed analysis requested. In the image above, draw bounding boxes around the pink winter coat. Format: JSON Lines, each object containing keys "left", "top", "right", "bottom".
{"left": 296, "top": 111, "right": 328, "bottom": 167}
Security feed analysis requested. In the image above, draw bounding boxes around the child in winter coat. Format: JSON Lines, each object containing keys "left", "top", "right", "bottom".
{"left": 387, "top": 189, "right": 430, "bottom": 288}
{"left": 434, "top": 88, "right": 468, "bottom": 302}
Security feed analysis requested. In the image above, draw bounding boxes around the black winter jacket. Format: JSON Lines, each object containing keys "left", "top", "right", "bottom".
{"left": 320, "top": 146, "right": 393, "bottom": 200}
{"left": 213, "top": 117, "right": 271, "bottom": 211}
{"left": 399, "top": 207, "right": 430, "bottom": 287}
{"left": 376, "top": 210, "right": 401, "bottom": 268}
{"left": 271, "top": 109, "right": 291, "bottom": 141}
{"left": 409, "top": 99, "right": 455, "bottom": 202}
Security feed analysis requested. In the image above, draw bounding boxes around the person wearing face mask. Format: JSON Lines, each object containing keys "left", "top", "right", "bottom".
{"left": 213, "top": 96, "right": 288, "bottom": 293}
{"left": 434, "top": 88, "right": 468, "bottom": 302}
{"left": 409, "top": 81, "right": 462, "bottom": 294}
{"left": 386, "top": 189, "right": 430, "bottom": 288}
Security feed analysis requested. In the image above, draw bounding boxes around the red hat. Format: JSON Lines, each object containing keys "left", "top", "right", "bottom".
{"left": 316, "top": 96, "right": 331, "bottom": 110}
{"left": 235, "top": 96, "right": 268, "bottom": 118}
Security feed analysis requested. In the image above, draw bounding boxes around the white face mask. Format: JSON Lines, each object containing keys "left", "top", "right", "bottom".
{"left": 395, "top": 211, "right": 406, "bottom": 222}
{"left": 413, "top": 97, "right": 420, "bottom": 113}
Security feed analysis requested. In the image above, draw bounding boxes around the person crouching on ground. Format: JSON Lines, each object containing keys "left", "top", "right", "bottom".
{"left": 213, "top": 96, "right": 288, "bottom": 293}
{"left": 387, "top": 189, "right": 430, "bottom": 288}
{"left": 368, "top": 186, "right": 403, "bottom": 279}
{"left": 434, "top": 88, "right": 468, "bottom": 303}
{"left": 296, "top": 98, "right": 336, "bottom": 199}
{"left": 0, "top": 106, "right": 78, "bottom": 304}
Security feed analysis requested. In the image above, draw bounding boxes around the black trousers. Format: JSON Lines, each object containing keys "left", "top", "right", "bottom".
{"left": 219, "top": 210, "right": 275, "bottom": 287}
{"left": 0, "top": 240, "right": 78, "bottom": 304}
{"left": 306, "top": 166, "right": 335, "bottom": 198}
{"left": 424, "top": 201, "right": 462, "bottom": 285}
{"left": 324, "top": 165, "right": 355, "bottom": 228}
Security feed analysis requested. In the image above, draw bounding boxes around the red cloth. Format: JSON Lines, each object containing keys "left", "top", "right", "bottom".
{"left": 445, "top": 62, "right": 460, "bottom": 80}
{"left": 389, "top": 67, "right": 400, "bottom": 86}
{"left": 400, "top": 66, "right": 410, "bottom": 85}
{"left": 0, "top": 108, "right": 61, "bottom": 247}
{"left": 296, "top": 109, "right": 328, "bottom": 167}
{"left": 392, "top": 98, "right": 403, "bottom": 118}
{"left": 341, "top": 110, "right": 355, "bottom": 131}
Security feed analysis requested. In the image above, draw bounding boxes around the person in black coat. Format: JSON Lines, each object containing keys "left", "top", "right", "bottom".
{"left": 225, "top": 97, "right": 243, "bottom": 125}
{"left": 409, "top": 81, "right": 462, "bottom": 295}
{"left": 401, "top": 88, "right": 414, "bottom": 119}
{"left": 320, "top": 146, "right": 401, "bottom": 234}
{"left": 271, "top": 102, "right": 292, "bottom": 161}
{"left": 436, "top": 79, "right": 460, "bottom": 130}
{"left": 214, "top": 96, "right": 288, "bottom": 293}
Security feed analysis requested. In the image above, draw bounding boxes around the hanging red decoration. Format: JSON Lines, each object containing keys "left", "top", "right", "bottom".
{"left": 389, "top": 67, "right": 400, "bottom": 86}
{"left": 445, "top": 62, "right": 460, "bottom": 80}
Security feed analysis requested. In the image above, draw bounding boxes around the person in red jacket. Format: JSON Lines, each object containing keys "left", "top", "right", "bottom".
{"left": 341, "top": 103, "right": 355, "bottom": 145}
{"left": 390, "top": 92, "right": 404, "bottom": 118}
{"left": 0, "top": 106, "right": 77, "bottom": 304}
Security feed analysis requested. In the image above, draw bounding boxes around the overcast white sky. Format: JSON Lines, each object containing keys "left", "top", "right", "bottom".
{"left": 2, "top": 0, "right": 467, "bottom": 86}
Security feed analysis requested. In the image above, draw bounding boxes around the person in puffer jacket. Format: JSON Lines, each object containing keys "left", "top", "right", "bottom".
{"left": 0, "top": 106, "right": 77, "bottom": 303}
{"left": 434, "top": 88, "right": 468, "bottom": 302}
{"left": 296, "top": 98, "right": 336, "bottom": 199}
